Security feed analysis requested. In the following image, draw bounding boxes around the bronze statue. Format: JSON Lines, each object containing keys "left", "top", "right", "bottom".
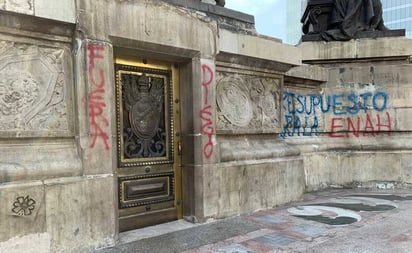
{"left": 301, "top": 0, "right": 402, "bottom": 41}
{"left": 323, "top": 0, "right": 388, "bottom": 40}
{"left": 215, "top": 0, "right": 225, "bottom": 7}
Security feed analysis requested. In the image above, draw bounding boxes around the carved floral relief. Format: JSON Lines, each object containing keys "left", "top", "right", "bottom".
{"left": 12, "top": 195, "right": 36, "bottom": 216}
{"left": 0, "top": 41, "right": 69, "bottom": 132}
{"left": 216, "top": 72, "right": 281, "bottom": 132}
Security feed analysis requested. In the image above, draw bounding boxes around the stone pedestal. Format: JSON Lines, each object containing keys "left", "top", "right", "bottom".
{"left": 283, "top": 37, "right": 412, "bottom": 191}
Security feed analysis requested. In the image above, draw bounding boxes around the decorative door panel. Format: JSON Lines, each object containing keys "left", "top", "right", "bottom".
{"left": 115, "top": 59, "right": 181, "bottom": 232}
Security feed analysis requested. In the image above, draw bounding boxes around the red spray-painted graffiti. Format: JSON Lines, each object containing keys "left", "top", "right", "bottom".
{"left": 87, "top": 44, "right": 110, "bottom": 151}
{"left": 330, "top": 112, "right": 392, "bottom": 138}
{"left": 199, "top": 64, "right": 214, "bottom": 159}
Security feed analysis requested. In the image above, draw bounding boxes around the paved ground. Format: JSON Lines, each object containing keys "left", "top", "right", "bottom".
{"left": 99, "top": 189, "right": 412, "bottom": 253}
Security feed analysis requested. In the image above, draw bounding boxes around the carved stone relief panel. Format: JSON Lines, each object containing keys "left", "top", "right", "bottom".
{"left": 0, "top": 40, "right": 71, "bottom": 136}
{"left": 216, "top": 71, "right": 281, "bottom": 133}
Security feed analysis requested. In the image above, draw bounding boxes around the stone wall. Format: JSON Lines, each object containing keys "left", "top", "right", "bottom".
{"left": 1, "top": 0, "right": 412, "bottom": 252}
{"left": 0, "top": 0, "right": 305, "bottom": 252}
{"left": 0, "top": 0, "right": 75, "bottom": 23}
{"left": 0, "top": 8, "right": 117, "bottom": 253}
{"left": 201, "top": 50, "right": 305, "bottom": 219}
{"left": 284, "top": 38, "right": 412, "bottom": 191}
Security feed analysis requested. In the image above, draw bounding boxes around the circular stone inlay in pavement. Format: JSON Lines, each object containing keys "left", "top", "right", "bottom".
{"left": 287, "top": 205, "right": 362, "bottom": 226}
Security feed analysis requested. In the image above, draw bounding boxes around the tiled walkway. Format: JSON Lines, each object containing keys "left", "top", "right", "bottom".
{"left": 99, "top": 189, "right": 412, "bottom": 253}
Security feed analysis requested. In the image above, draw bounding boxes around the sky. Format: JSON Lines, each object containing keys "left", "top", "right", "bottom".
{"left": 225, "top": 0, "right": 287, "bottom": 41}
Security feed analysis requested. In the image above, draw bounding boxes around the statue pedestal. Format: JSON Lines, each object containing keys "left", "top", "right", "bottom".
{"left": 302, "top": 29, "right": 406, "bottom": 42}
{"left": 301, "top": 0, "right": 334, "bottom": 35}
{"left": 289, "top": 36, "right": 412, "bottom": 191}
{"left": 299, "top": 36, "right": 412, "bottom": 64}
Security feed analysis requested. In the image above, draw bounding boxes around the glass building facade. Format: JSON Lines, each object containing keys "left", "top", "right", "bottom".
{"left": 382, "top": 0, "right": 412, "bottom": 38}
{"left": 286, "top": 0, "right": 307, "bottom": 45}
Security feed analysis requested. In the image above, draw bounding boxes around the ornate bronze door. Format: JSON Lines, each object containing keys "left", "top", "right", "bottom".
{"left": 115, "top": 57, "right": 181, "bottom": 232}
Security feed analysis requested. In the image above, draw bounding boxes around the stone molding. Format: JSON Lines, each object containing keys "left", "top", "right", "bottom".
{"left": 0, "top": 0, "right": 76, "bottom": 24}
{"left": 300, "top": 37, "right": 412, "bottom": 63}
{"left": 163, "top": 0, "right": 254, "bottom": 24}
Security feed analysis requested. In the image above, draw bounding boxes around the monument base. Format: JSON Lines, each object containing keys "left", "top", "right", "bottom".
{"left": 302, "top": 29, "right": 406, "bottom": 42}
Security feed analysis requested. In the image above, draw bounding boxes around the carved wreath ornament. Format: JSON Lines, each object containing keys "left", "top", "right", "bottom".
{"left": 216, "top": 74, "right": 281, "bottom": 130}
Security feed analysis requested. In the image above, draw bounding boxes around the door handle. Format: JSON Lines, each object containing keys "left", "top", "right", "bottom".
{"left": 178, "top": 141, "right": 182, "bottom": 156}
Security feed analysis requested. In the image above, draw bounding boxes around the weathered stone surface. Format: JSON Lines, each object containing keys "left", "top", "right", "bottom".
{"left": 35, "top": 0, "right": 76, "bottom": 24}
{"left": 401, "top": 154, "right": 412, "bottom": 184}
{"left": 219, "top": 136, "right": 300, "bottom": 162}
{"left": 77, "top": 0, "right": 217, "bottom": 58}
{"left": 165, "top": 0, "right": 254, "bottom": 28}
{"left": 300, "top": 37, "right": 412, "bottom": 63}
{"left": 285, "top": 65, "right": 328, "bottom": 84}
{"left": 302, "top": 29, "right": 406, "bottom": 42}
{"left": 216, "top": 71, "right": 282, "bottom": 133}
{"left": 303, "top": 153, "right": 339, "bottom": 191}
{"left": 196, "top": 59, "right": 219, "bottom": 165}
{"left": 0, "top": 233, "right": 50, "bottom": 253}
{"left": 219, "top": 29, "right": 301, "bottom": 68}
{"left": 281, "top": 86, "right": 325, "bottom": 137}
{"left": 0, "top": 181, "right": 45, "bottom": 242}
{"left": 284, "top": 37, "right": 412, "bottom": 193}
{"left": 304, "top": 152, "right": 402, "bottom": 191}
{"left": 201, "top": 0, "right": 216, "bottom": 5}
{"left": 395, "top": 108, "right": 412, "bottom": 131}
{"left": 0, "top": 177, "right": 116, "bottom": 252}
{"left": 282, "top": 62, "right": 412, "bottom": 139}
{"left": 321, "top": 64, "right": 412, "bottom": 132}
{"left": 200, "top": 158, "right": 304, "bottom": 218}
{"left": 75, "top": 40, "right": 116, "bottom": 175}
{"left": 0, "top": 141, "right": 82, "bottom": 182}
{"left": 339, "top": 152, "right": 401, "bottom": 182}
{"left": 0, "top": 40, "right": 73, "bottom": 137}
{"left": 45, "top": 176, "right": 116, "bottom": 252}
{"left": 1, "top": 2, "right": 411, "bottom": 253}
{"left": 0, "top": 11, "right": 74, "bottom": 40}
{"left": 4, "top": 0, "right": 33, "bottom": 15}
{"left": 1, "top": 0, "right": 76, "bottom": 23}
{"left": 285, "top": 135, "right": 412, "bottom": 153}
